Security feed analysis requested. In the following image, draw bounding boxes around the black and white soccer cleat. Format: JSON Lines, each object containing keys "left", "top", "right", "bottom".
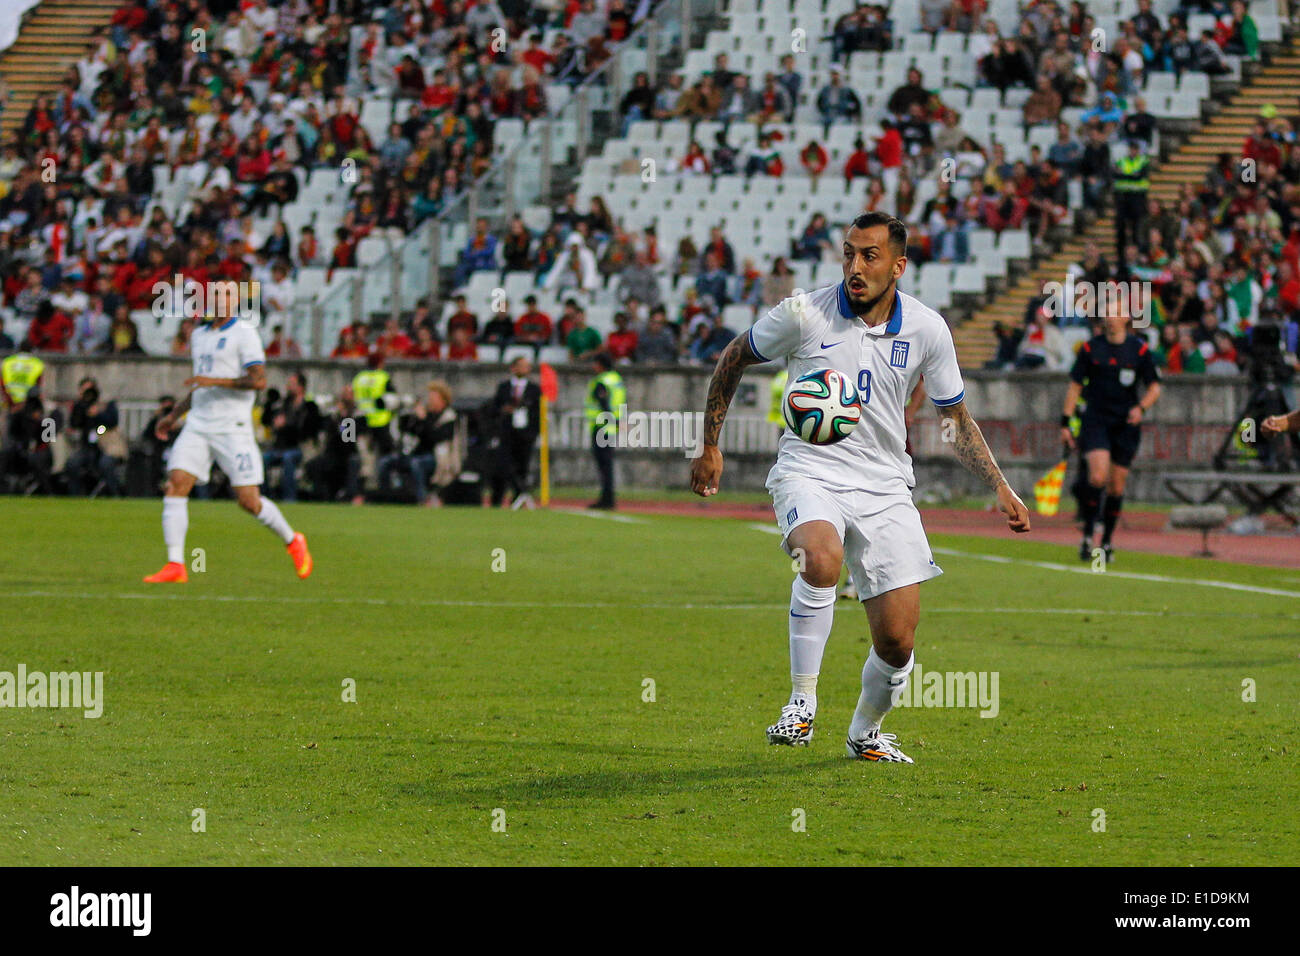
{"left": 766, "top": 697, "right": 815, "bottom": 746}
{"left": 845, "top": 730, "right": 914, "bottom": 763}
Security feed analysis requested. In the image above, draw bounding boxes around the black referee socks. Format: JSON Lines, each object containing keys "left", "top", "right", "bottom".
{"left": 1081, "top": 485, "right": 1103, "bottom": 538}
{"left": 1101, "top": 495, "right": 1124, "bottom": 544}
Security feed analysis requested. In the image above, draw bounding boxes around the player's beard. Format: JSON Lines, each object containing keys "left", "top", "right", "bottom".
{"left": 846, "top": 277, "right": 896, "bottom": 317}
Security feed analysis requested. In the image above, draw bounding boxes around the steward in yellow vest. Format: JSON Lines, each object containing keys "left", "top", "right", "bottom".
{"left": 2, "top": 352, "right": 45, "bottom": 408}
{"left": 585, "top": 353, "right": 625, "bottom": 509}
{"left": 351, "top": 351, "right": 396, "bottom": 455}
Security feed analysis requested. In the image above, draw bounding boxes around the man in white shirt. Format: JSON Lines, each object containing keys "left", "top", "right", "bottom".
{"left": 229, "top": 96, "right": 261, "bottom": 142}
{"left": 690, "top": 212, "right": 1031, "bottom": 762}
{"left": 143, "top": 311, "right": 312, "bottom": 583}
{"left": 261, "top": 260, "right": 296, "bottom": 327}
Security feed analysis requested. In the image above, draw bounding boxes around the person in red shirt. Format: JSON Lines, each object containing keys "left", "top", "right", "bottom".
{"left": 235, "top": 140, "right": 271, "bottom": 183}
{"left": 800, "top": 140, "right": 828, "bottom": 181}
{"left": 328, "top": 227, "right": 357, "bottom": 280}
{"left": 680, "top": 140, "right": 711, "bottom": 174}
{"left": 642, "top": 225, "right": 659, "bottom": 265}
{"left": 446, "top": 326, "right": 478, "bottom": 360}
{"left": 331, "top": 327, "right": 369, "bottom": 359}
{"left": 179, "top": 246, "right": 210, "bottom": 288}
{"left": 422, "top": 69, "right": 458, "bottom": 112}
{"left": 875, "top": 120, "right": 904, "bottom": 171}
{"left": 556, "top": 299, "right": 584, "bottom": 343}
{"left": 26, "top": 302, "right": 74, "bottom": 352}
{"left": 405, "top": 325, "right": 441, "bottom": 359}
{"left": 1277, "top": 259, "right": 1300, "bottom": 312}
{"left": 265, "top": 326, "right": 301, "bottom": 358}
{"left": 519, "top": 34, "right": 554, "bottom": 75}
{"left": 375, "top": 317, "right": 413, "bottom": 357}
{"left": 606, "top": 311, "right": 638, "bottom": 362}
{"left": 514, "top": 295, "right": 553, "bottom": 344}
{"left": 126, "top": 246, "right": 172, "bottom": 309}
{"left": 297, "top": 225, "right": 319, "bottom": 267}
{"left": 1242, "top": 121, "right": 1281, "bottom": 170}
{"left": 445, "top": 295, "right": 479, "bottom": 338}
{"left": 607, "top": 0, "right": 632, "bottom": 41}
{"left": 215, "top": 239, "right": 247, "bottom": 281}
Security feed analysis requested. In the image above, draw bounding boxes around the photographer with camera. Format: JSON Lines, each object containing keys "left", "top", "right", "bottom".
{"left": 1222, "top": 316, "right": 1296, "bottom": 470}
{"left": 66, "top": 376, "right": 124, "bottom": 496}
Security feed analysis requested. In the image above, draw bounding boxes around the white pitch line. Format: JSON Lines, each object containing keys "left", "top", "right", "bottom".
{"left": 550, "top": 508, "right": 649, "bottom": 524}
{"left": 750, "top": 523, "right": 1300, "bottom": 599}
{"left": 931, "top": 546, "right": 1300, "bottom": 599}
{"left": 5, "top": 590, "right": 1300, "bottom": 620}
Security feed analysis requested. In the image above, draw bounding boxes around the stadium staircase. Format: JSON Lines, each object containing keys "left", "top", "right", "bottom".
{"left": 0, "top": 0, "right": 118, "bottom": 142}
{"left": 955, "top": 28, "right": 1300, "bottom": 369}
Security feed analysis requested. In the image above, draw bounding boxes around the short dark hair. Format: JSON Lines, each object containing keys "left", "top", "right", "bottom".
{"left": 849, "top": 211, "right": 907, "bottom": 254}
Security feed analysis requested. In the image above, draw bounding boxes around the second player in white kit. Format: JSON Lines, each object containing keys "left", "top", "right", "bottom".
{"left": 144, "top": 313, "right": 313, "bottom": 584}
{"left": 691, "top": 212, "right": 1031, "bottom": 762}
{"left": 170, "top": 317, "right": 268, "bottom": 489}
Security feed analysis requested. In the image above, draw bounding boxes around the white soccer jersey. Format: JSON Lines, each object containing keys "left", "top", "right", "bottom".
{"left": 186, "top": 318, "right": 265, "bottom": 433}
{"left": 749, "top": 282, "right": 965, "bottom": 494}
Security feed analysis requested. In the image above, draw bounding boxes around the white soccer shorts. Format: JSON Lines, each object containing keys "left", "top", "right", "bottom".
{"left": 169, "top": 423, "right": 264, "bottom": 487}
{"left": 768, "top": 475, "right": 942, "bottom": 600}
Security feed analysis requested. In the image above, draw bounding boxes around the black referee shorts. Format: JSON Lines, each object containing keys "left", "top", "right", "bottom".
{"left": 1078, "top": 414, "right": 1142, "bottom": 468}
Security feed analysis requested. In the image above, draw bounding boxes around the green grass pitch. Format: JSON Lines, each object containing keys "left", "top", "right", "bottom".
{"left": 1, "top": 498, "right": 1296, "bottom": 866}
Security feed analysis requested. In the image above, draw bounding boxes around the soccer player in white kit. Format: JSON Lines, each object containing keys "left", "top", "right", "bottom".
{"left": 143, "top": 313, "right": 312, "bottom": 583}
{"left": 690, "top": 213, "right": 1030, "bottom": 762}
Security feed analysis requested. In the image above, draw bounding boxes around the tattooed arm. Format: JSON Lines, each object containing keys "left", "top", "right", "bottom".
{"left": 938, "top": 400, "right": 1031, "bottom": 533}
{"left": 690, "top": 334, "right": 764, "bottom": 496}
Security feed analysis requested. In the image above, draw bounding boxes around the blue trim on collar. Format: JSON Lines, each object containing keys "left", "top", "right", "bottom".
{"left": 839, "top": 284, "right": 904, "bottom": 334}
{"left": 885, "top": 292, "right": 903, "bottom": 335}
{"left": 836, "top": 281, "right": 853, "bottom": 319}
{"left": 215, "top": 317, "right": 238, "bottom": 331}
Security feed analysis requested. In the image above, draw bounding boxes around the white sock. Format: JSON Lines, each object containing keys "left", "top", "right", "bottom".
{"left": 255, "top": 497, "right": 295, "bottom": 545}
{"left": 849, "top": 648, "right": 915, "bottom": 740}
{"left": 789, "top": 575, "right": 838, "bottom": 712}
{"left": 162, "top": 496, "right": 188, "bottom": 565}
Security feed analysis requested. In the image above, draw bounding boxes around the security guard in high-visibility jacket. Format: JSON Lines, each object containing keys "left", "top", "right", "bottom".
{"left": 2, "top": 352, "right": 45, "bottom": 409}
{"left": 585, "top": 352, "right": 625, "bottom": 509}
{"left": 1112, "top": 139, "right": 1150, "bottom": 269}
{"left": 351, "top": 351, "right": 397, "bottom": 456}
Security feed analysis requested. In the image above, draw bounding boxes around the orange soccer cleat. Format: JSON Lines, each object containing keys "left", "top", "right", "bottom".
{"left": 287, "top": 532, "right": 313, "bottom": 579}
{"left": 143, "top": 562, "right": 188, "bottom": 584}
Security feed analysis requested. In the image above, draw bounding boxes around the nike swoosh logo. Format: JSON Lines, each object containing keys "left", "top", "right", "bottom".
{"left": 790, "top": 612, "right": 815, "bottom": 618}
{"left": 819, "top": 340, "right": 841, "bottom": 350}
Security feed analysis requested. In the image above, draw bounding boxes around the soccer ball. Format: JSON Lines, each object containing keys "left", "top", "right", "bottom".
{"left": 783, "top": 369, "right": 862, "bottom": 445}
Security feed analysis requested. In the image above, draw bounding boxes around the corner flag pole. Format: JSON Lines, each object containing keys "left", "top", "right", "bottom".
{"left": 538, "top": 362, "right": 558, "bottom": 508}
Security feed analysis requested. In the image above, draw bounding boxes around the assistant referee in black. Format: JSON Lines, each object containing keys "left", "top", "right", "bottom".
{"left": 1060, "top": 306, "right": 1162, "bottom": 562}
